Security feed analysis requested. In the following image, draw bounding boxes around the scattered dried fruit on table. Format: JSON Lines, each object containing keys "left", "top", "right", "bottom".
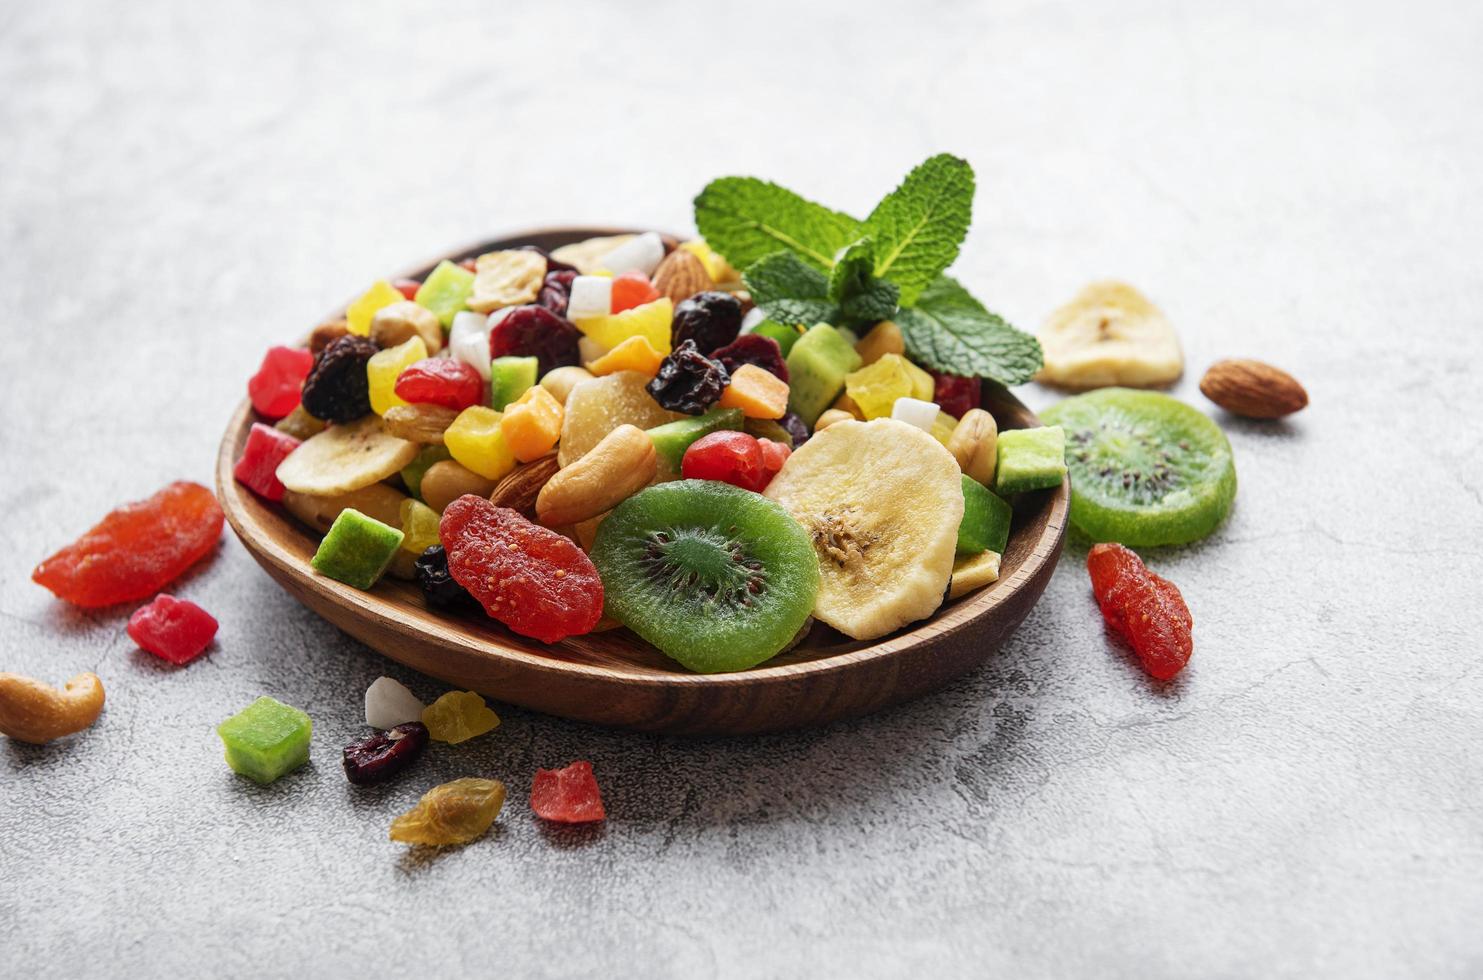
{"left": 389, "top": 777, "right": 506, "bottom": 847}
{"left": 32, "top": 481, "right": 224, "bottom": 608}
{"left": 247, "top": 346, "right": 314, "bottom": 420}
{"left": 365, "top": 676, "right": 427, "bottom": 730}
{"left": 0, "top": 672, "right": 105, "bottom": 744}
{"left": 530, "top": 761, "right": 606, "bottom": 823}
{"left": 1086, "top": 542, "right": 1193, "bottom": 681}
{"left": 421, "top": 690, "right": 500, "bottom": 744}
{"left": 1199, "top": 358, "right": 1308, "bottom": 419}
{"left": 343, "top": 722, "right": 429, "bottom": 784}
{"left": 216, "top": 696, "right": 312, "bottom": 784}
{"left": 127, "top": 594, "right": 218, "bottom": 665}
{"left": 1036, "top": 281, "right": 1182, "bottom": 389}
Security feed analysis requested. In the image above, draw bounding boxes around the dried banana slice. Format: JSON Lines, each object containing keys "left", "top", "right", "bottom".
{"left": 468, "top": 250, "right": 545, "bottom": 314}
{"left": 549, "top": 235, "right": 634, "bottom": 275}
{"left": 1036, "top": 281, "right": 1182, "bottom": 389}
{"left": 764, "top": 419, "right": 963, "bottom": 640}
{"left": 275, "top": 416, "right": 419, "bottom": 496}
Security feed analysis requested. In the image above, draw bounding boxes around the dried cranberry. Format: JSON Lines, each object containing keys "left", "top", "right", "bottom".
{"left": 394, "top": 358, "right": 485, "bottom": 411}
{"left": 933, "top": 371, "right": 981, "bottom": 419}
{"left": 300, "top": 335, "right": 376, "bottom": 423}
{"left": 711, "top": 334, "right": 788, "bottom": 383}
{"left": 646, "top": 340, "right": 730, "bottom": 415}
{"left": 670, "top": 291, "right": 743, "bottom": 355}
{"left": 343, "top": 722, "right": 429, "bottom": 784}
{"left": 414, "top": 545, "right": 474, "bottom": 611}
{"left": 537, "top": 269, "right": 577, "bottom": 317}
{"left": 778, "top": 411, "right": 810, "bottom": 448}
{"left": 489, "top": 305, "right": 582, "bottom": 376}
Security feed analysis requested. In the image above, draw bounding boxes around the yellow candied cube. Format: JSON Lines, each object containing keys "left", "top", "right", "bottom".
{"left": 346, "top": 280, "right": 406, "bottom": 337}
{"left": 444, "top": 406, "right": 517, "bottom": 480}
{"left": 930, "top": 410, "right": 957, "bottom": 446}
{"left": 499, "top": 386, "right": 564, "bottom": 462}
{"left": 366, "top": 336, "right": 428, "bottom": 416}
{"left": 680, "top": 240, "right": 738, "bottom": 284}
{"left": 844, "top": 353, "right": 930, "bottom": 420}
{"left": 586, "top": 335, "right": 664, "bottom": 378}
{"left": 571, "top": 297, "right": 673, "bottom": 354}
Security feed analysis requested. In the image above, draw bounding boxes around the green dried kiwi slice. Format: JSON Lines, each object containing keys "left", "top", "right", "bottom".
{"left": 591, "top": 480, "right": 819, "bottom": 673}
{"left": 1041, "top": 388, "right": 1236, "bottom": 546}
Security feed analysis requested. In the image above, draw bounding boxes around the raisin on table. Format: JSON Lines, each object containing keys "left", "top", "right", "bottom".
{"left": 647, "top": 340, "right": 730, "bottom": 415}
{"left": 1086, "top": 542, "right": 1193, "bottom": 680}
{"left": 301, "top": 335, "right": 377, "bottom": 422}
{"left": 389, "top": 777, "right": 506, "bottom": 846}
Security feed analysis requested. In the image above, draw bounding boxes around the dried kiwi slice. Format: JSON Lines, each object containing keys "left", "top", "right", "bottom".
{"left": 1041, "top": 388, "right": 1235, "bottom": 546}
{"left": 591, "top": 481, "right": 819, "bottom": 673}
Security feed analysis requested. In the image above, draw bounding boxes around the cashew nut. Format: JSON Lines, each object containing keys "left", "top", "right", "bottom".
{"left": 813, "top": 409, "right": 856, "bottom": 433}
{"left": 536, "top": 424, "right": 656, "bottom": 526}
{"left": 0, "top": 672, "right": 105, "bottom": 744}
{"left": 947, "top": 408, "right": 998, "bottom": 486}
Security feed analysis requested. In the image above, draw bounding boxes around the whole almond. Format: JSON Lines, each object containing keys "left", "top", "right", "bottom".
{"left": 1200, "top": 359, "right": 1308, "bottom": 418}
{"left": 652, "top": 249, "right": 713, "bottom": 304}
{"left": 489, "top": 453, "right": 561, "bottom": 517}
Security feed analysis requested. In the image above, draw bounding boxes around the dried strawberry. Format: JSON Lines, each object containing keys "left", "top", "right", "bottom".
{"left": 439, "top": 496, "right": 603, "bottom": 643}
{"left": 33, "top": 482, "right": 224, "bottom": 608}
{"left": 530, "top": 761, "right": 606, "bottom": 823}
{"left": 1087, "top": 542, "right": 1193, "bottom": 680}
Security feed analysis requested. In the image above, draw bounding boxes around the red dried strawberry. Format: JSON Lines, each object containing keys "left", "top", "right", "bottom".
{"left": 1087, "top": 542, "right": 1193, "bottom": 680}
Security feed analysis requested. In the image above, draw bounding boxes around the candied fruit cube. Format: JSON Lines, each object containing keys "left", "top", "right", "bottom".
{"left": 389, "top": 777, "right": 505, "bottom": 846}
{"left": 586, "top": 335, "right": 664, "bottom": 377}
{"left": 530, "top": 760, "right": 606, "bottom": 823}
{"left": 995, "top": 426, "right": 1067, "bottom": 495}
{"left": 413, "top": 260, "right": 476, "bottom": 328}
{"left": 449, "top": 310, "right": 492, "bottom": 379}
{"left": 367, "top": 336, "right": 428, "bottom": 415}
{"left": 127, "top": 594, "right": 218, "bottom": 665}
{"left": 571, "top": 297, "right": 673, "bottom": 354}
{"left": 421, "top": 690, "right": 500, "bottom": 744}
{"left": 489, "top": 355, "right": 538, "bottom": 410}
{"left": 499, "top": 385, "right": 564, "bottom": 462}
{"left": 718, "top": 363, "right": 789, "bottom": 419}
{"left": 844, "top": 353, "right": 932, "bottom": 420}
{"left": 444, "top": 406, "right": 517, "bottom": 480}
{"left": 233, "top": 423, "right": 301, "bottom": 502}
{"left": 399, "top": 498, "right": 441, "bottom": 556}
{"left": 216, "top": 696, "right": 312, "bottom": 784}
{"left": 310, "top": 508, "right": 405, "bottom": 590}
{"left": 247, "top": 346, "right": 315, "bottom": 420}
{"left": 610, "top": 271, "right": 661, "bottom": 313}
{"left": 346, "top": 280, "right": 406, "bottom": 337}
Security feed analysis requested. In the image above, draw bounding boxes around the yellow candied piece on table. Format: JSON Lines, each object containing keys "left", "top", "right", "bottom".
{"left": 586, "top": 335, "right": 664, "bottom": 378}
{"left": 421, "top": 691, "right": 500, "bottom": 744}
{"left": 499, "top": 386, "right": 565, "bottom": 462}
{"left": 444, "top": 406, "right": 517, "bottom": 481}
{"left": 571, "top": 298, "right": 673, "bottom": 354}
{"left": 366, "top": 336, "right": 428, "bottom": 416}
{"left": 346, "top": 280, "right": 406, "bottom": 337}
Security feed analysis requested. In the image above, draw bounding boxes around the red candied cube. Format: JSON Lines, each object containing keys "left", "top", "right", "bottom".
{"left": 233, "top": 423, "right": 302, "bottom": 502}
{"left": 932, "top": 371, "right": 981, "bottom": 419}
{"left": 392, "top": 278, "right": 421, "bottom": 301}
{"left": 530, "top": 760, "right": 606, "bottom": 823}
{"left": 247, "top": 346, "right": 314, "bottom": 419}
{"left": 127, "top": 594, "right": 219, "bottom": 665}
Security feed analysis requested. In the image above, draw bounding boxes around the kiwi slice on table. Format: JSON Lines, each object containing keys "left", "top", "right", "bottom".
{"left": 1041, "top": 388, "right": 1236, "bottom": 546}
{"left": 591, "top": 480, "right": 819, "bottom": 673}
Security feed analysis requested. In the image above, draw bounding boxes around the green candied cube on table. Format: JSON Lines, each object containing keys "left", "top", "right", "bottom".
{"left": 995, "top": 425, "right": 1067, "bottom": 495}
{"left": 310, "top": 508, "right": 405, "bottom": 589}
{"left": 413, "top": 260, "right": 476, "bottom": 328}
{"left": 217, "top": 696, "right": 312, "bottom": 784}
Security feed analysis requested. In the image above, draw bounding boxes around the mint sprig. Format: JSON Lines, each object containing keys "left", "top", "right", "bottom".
{"left": 693, "top": 155, "right": 1041, "bottom": 385}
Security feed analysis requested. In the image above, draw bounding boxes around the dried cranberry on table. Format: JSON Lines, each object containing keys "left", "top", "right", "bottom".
{"left": 300, "top": 335, "right": 376, "bottom": 423}
{"left": 711, "top": 334, "right": 788, "bottom": 383}
{"left": 670, "top": 291, "right": 743, "bottom": 355}
{"left": 1086, "top": 542, "right": 1193, "bottom": 681}
{"left": 647, "top": 339, "right": 730, "bottom": 415}
{"left": 932, "top": 371, "right": 981, "bottom": 419}
{"left": 342, "top": 722, "right": 429, "bottom": 784}
{"left": 488, "top": 305, "right": 582, "bottom": 376}
{"left": 537, "top": 270, "right": 577, "bottom": 316}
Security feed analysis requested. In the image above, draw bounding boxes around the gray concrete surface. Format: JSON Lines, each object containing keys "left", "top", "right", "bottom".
{"left": 2, "top": 1, "right": 1480, "bottom": 977}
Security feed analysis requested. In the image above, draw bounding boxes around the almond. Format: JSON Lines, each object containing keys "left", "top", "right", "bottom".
{"left": 488, "top": 453, "right": 561, "bottom": 517}
{"left": 652, "top": 248, "right": 712, "bottom": 304}
{"left": 1199, "top": 359, "right": 1308, "bottom": 418}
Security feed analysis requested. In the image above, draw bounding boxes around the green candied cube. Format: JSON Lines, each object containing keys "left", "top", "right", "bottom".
{"left": 751, "top": 320, "right": 804, "bottom": 357}
{"left": 957, "top": 476, "right": 1013, "bottom": 556}
{"left": 489, "top": 356, "right": 538, "bottom": 410}
{"left": 401, "top": 444, "right": 451, "bottom": 500}
{"left": 217, "top": 697, "right": 312, "bottom": 784}
{"left": 413, "top": 260, "right": 476, "bottom": 328}
{"left": 310, "top": 508, "right": 405, "bottom": 589}
{"left": 995, "top": 425, "right": 1067, "bottom": 495}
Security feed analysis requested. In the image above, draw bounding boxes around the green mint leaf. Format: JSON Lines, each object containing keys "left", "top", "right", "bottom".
{"left": 759, "top": 298, "right": 841, "bottom": 327}
{"left": 828, "top": 238, "right": 900, "bottom": 323}
{"left": 743, "top": 250, "right": 830, "bottom": 305}
{"left": 896, "top": 275, "right": 1042, "bottom": 385}
{"left": 863, "top": 154, "right": 975, "bottom": 304}
{"left": 695, "top": 177, "right": 862, "bottom": 273}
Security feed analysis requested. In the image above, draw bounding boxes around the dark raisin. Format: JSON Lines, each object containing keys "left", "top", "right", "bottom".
{"left": 537, "top": 269, "right": 577, "bottom": 317}
{"left": 778, "top": 411, "right": 810, "bottom": 448}
{"left": 489, "top": 305, "right": 581, "bottom": 376}
{"left": 342, "top": 722, "right": 429, "bottom": 785}
{"left": 300, "top": 335, "right": 376, "bottom": 422}
{"left": 646, "top": 339, "right": 730, "bottom": 415}
{"left": 712, "top": 334, "right": 789, "bottom": 383}
{"left": 670, "top": 291, "right": 743, "bottom": 355}
{"left": 414, "top": 545, "right": 474, "bottom": 610}
{"left": 515, "top": 244, "right": 578, "bottom": 275}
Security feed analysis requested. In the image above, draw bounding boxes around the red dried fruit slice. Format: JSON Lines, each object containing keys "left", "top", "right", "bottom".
{"left": 127, "top": 594, "right": 219, "bottom": 665}
{"left": 439, "top": 496, "right": 603, "bottom": 643}
{"left": 530, "top": 760, "right": 606, "bottom": 823}
{"left": 32, "top": 482, "right": 225, "bottom": 608}
{"left": 247, "top": 346, "right": 314, "bottom": 420}
{"left": 1087, "top": 542, "right": 1193, "bottom": 680}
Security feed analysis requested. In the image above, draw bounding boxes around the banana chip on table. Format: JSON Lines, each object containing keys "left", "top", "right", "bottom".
{"left": 1036, "top": 281, "right": 1183, "bottom": 389}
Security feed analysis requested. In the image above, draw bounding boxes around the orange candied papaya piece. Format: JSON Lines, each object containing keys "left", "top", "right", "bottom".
{"left": 499, "top": 385, "right": 565, "bottom": 462}
{"left": 718, "top": 363, "right": 790, "bottom": 419}
{"left": 586, "top": 335, "right": 665, "bottom": 378}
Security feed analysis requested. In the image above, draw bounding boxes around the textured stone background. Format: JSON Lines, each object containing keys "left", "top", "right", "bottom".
{"left": 2, "top": 1, "right": 1480, "bottom": 977}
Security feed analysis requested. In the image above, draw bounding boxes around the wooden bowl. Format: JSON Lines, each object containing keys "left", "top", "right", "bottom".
{"left": 217, "top": 228, "right": 1068, "bottom": 735}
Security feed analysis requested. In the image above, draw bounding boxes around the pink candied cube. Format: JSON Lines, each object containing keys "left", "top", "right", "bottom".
{"left": 233, "top": 423, "right": 301, "bottom": 502}
{"left": 127, "top": 594, "right": 219, "bottom": 665}
{"left": 247, "top": 345, "right": 314, "bottom": 419}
